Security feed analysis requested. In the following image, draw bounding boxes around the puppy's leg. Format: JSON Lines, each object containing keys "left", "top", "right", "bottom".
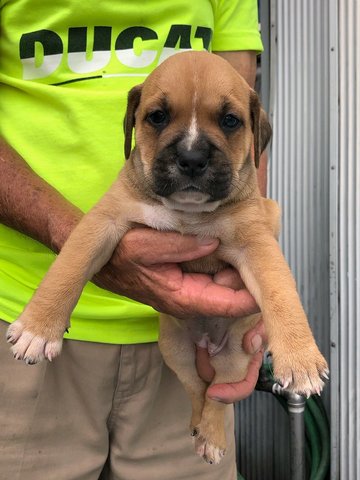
{"left": 7, "top": 192, "right": 131, "bottom": 364}
{"left": 158, "top": 314, "right": 207, "bottom": 437}
{"left": 223, "top": 234, "right": 328, "bottom": 397}
{"left": 195, "top": 314, "right": 260, "bottom": 465}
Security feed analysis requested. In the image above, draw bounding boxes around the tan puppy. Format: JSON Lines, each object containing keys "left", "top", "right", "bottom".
{"left": 7, "top": 51, "right": 328, "bottom": 465}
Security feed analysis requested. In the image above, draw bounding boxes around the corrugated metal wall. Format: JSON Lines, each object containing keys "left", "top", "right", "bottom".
{"left": 268, "top": 0, "right": 332, "bottom": 365}
{"left": 236, "top": 1, "right": 334, "bottom": 478}
{"left": 236, "top": 0, "right": 360, "bottom": 478}
{"left": 334, "top": 1, "right": 360, "bottom": 478}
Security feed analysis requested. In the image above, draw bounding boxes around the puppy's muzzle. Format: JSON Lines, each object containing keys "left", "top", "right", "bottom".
{"left": 152, "top": 133, "right": 232, "bottom": 202}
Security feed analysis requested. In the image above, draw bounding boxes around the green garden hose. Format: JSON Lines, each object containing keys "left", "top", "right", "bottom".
{"left": 306, "top": 397, "right": 330, "bottom": 480}
{"left": 304, "top": 403, "right": 322, "bottom": 478}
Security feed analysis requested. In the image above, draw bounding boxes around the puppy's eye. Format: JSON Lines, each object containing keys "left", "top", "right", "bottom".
{"left": 147, "top": 110, "right": 168, "bottom": 127}
{"left": 221, "top": 114, "right": 242, "bottom": 131}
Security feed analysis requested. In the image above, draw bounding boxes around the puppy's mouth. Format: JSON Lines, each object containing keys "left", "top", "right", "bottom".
{"left": 181, "top": 185, "right": 201, "bottom": 192}
{"left": 162, "top": 190, "right": 216, "bottom": 213}
{"left": 169, "top": 187, "right": 211, "bottom": 205}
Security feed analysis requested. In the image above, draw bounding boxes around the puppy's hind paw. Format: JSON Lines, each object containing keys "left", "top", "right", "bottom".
{"left": 194, "top": 434, "right": 226, "bottom": 465}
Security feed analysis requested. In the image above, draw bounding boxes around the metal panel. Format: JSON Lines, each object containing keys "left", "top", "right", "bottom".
{"left": 236, "top": 1, "right": 360, "bottom": 479}
{"left": 236, "top": 1, "right": 333, "bottom": 478}
{"left": 269, "top": 0, "right": 331, "bottom": 363}
{"left": 336, "top": 0, "right": 360, "bottom": 478}
{"left": 328, "top": 0, "right": 340, "bottom": 477}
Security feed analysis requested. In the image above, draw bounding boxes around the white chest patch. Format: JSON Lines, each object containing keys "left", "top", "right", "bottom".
{"left": 139, "top": 203, "right": 179, "bottom": 231}
{"left": 137, "top": 201, "right": 231, "bottom": 239}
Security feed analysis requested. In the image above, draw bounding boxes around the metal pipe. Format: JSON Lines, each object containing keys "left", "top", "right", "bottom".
{"left": 256, "top": 366, "right": 306, "bottom": 480}
{"left": 273, "top": 384, "right": 306, "bottom": 480}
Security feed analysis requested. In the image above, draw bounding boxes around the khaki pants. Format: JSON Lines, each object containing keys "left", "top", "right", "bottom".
{"left": 0, "top": 321, "right": 237, "bottom": 480}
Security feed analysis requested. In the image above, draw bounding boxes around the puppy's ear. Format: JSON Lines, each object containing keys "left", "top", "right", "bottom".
{"left": 250, "top": 91, "right": 272, "bottom": 168}
{"left": 124, "top": 84, "right": 143, "bottom": 160}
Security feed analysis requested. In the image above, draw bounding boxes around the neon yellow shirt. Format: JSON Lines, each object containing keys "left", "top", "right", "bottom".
{"left": 0, "top": 0, "right": 263, "bottom": 344}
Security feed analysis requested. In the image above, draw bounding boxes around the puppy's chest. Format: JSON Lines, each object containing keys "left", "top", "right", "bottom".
{"left": 139, "top": 203, "right": 231, "bottom": 239}
{"left": 138, "top": 203, "right": 231, "bottom": 274}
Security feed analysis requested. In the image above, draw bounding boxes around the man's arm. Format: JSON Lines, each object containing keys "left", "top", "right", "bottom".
{"left": 0, "top": 137, "right": 259, "bottom": 319}
{"left": 0, "top": 137, "right": 82, "bottom": 253}
{"left": 214, "top": 51, "right": 268, "bottom": 196}
{"left": 214, "top": 51, "right": 257, "bottom": 87}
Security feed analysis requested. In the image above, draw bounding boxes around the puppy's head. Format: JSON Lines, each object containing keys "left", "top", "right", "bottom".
{"left": 124, "top": 51, "right": 271, "bottom": 212}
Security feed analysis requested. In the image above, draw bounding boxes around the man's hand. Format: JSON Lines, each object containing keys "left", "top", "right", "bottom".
{"left": 196, "top": 320, "right": 266, "bottom": 403}
{"left": 92, "top": 228, "right": 259, "bottom": 320}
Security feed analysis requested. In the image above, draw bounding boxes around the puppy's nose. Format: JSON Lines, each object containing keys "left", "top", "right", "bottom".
{"left": 176, "top": 146, "right": 209, "bottom": 177}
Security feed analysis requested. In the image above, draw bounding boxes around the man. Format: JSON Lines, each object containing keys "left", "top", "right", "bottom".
{"left": 0, "top": 1, "right": 266, "bottom": 478}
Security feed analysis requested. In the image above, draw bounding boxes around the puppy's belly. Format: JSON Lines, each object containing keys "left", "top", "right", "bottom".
{"left": 184, "top": 316, "right": 236, "bottom": 356}
{"left": 181, "top": 259, "right": 235, "bottom": 355}
{"left": 196, "top": 331, "right": 229, "bottom": 357}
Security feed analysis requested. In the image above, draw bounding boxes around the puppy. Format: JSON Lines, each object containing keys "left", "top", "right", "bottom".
{"left": 7, "top": 51, "right": 328, "bottom": 465}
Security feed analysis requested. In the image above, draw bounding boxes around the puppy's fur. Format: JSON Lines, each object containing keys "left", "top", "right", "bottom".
{"left": 7, "top": 52, "right": 328, "bottom": 465}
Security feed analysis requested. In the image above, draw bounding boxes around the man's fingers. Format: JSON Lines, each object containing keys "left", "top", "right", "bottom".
{"left": 206, "top": 351, "right": 263, "bottom": 403}
{"left": 195, "top": 346, "right": 215, "bottom": 382}
{"left": 120, "top": 228, "right": 219, "bottom": 265}
{"left": 242, "top": 319, "right": 267, "bottom": 354}
{"left": 178, "top": 273, "right": 259, "bottom": 318}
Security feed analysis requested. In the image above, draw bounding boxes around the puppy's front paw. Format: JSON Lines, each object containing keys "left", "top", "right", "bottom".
{"left": 271, "top": 342, "right": 329, "bottom": 397}
{"left": 7, "top": 317, "right": 64, "bottom": 364}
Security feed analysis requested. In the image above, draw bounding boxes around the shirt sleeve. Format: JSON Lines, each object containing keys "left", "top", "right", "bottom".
{"left": 212, "top": 0, "right": 263, "bottom": 53}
